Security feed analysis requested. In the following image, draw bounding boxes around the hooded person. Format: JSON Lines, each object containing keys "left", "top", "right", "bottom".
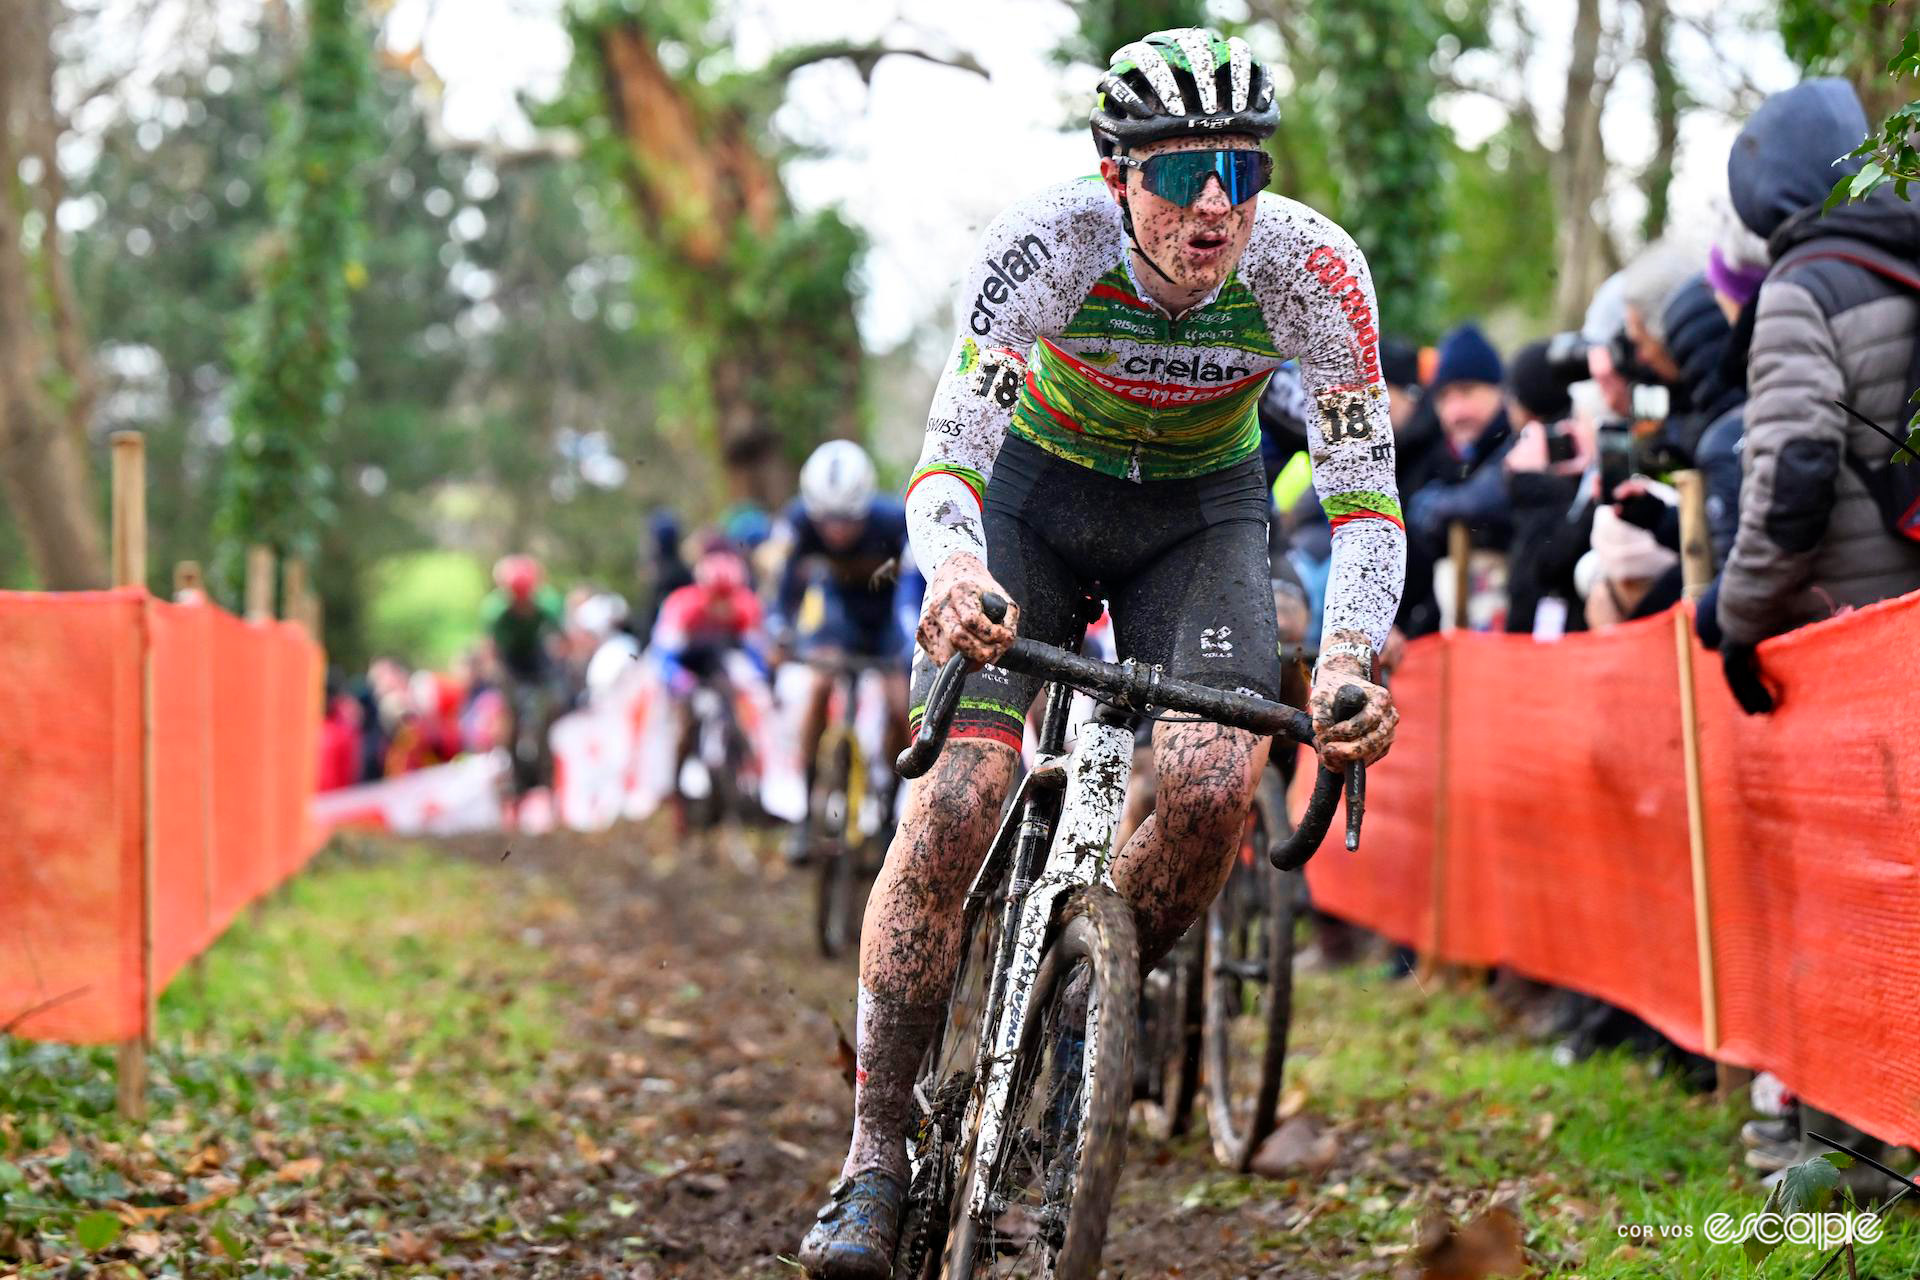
{"left": 1710, "top": 77, "right": 1920, "bottom": 709}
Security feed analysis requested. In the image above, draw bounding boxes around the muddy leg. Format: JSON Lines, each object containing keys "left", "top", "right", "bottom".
{"left": 1110, "top": 720, "right": 1268, "bottom": 969}
{"left": 841, "top": 739, "right": 1016, "bottom": 1180}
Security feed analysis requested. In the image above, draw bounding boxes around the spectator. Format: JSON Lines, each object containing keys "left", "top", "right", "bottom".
{"left": 638, "top": 509, "right": 694, "bottom": 640}
{"left": 1712, "top": 77, "right": 1920, "bottom": 705}
{"left": 1697, "top": 212, "right": 1771, "bottom": 569}
{"left": 1578, "top": 501, "right": 1680, "bottom": 628}
{"left": 1404, "top": 323, "right": 1515, "bottom": 631}
{"left": 1501, "top": 339, "right": 1594, "bottom": 636}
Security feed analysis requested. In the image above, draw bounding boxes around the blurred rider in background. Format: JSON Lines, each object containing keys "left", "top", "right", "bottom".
{"left": 482, "top": 554, "right": 567, "bottom": 798}
{"left": 767, "top": 440, "right": 912, "bottom": 863}
{"left": 651, "top": 543, "right": 768, "bottom": 803}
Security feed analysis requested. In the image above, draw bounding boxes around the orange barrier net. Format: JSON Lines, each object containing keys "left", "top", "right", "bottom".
{"left": 0, "top": 590, "right": 323, "bottom": 1044}
{"left": 1310, "top": 590, "right": 1920, "bottom": 1148}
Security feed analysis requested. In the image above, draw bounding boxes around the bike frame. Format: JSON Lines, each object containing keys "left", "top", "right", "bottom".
{"left": 957, "top": 696, "right": 1137, "bottom": 1226}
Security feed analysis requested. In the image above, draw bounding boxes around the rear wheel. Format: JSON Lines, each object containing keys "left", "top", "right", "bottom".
{"left": 944, "top": 887, "right": 1138, "bottom": 1280}
{"left": 1203, "top": 771, "right": 1300, "bottom": 1171}
{"left": 814, "top": 733, "right": 861, "bottom": 958}
{"left": 1139, "top": 924, "right": 1204, "bottom": 1140}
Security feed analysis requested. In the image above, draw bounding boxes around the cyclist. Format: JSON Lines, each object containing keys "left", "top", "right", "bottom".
{"left": 482, "top": 555, "right": 567, "bottom": 797}
{"left": 768, "top": 440, "right": 912, "bottom": 863}
{"left": 799, "top": 29, "right": 1405, "bottom": 1277}
{"left": 653, "top": 541, "right": 765, "bottom": 733}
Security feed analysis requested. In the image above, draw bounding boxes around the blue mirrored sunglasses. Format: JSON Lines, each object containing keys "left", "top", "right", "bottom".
{"left": 1117, "top": 148, "right": 1273, "bottom": 207}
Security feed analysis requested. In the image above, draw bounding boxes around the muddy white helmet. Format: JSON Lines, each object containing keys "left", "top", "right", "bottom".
{"left": 799, "top": 439, "right": 877, "bottom": 522}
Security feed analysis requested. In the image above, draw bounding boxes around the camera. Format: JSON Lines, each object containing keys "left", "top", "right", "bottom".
{"left": 1540, "top": 327, "right": 1657, "bottom": 391}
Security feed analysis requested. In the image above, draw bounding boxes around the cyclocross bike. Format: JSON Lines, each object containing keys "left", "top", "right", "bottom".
{"left": 808, "top": 654, "right": 900, "bottom": 958}
{"left": 889, "top": 594, "right": 1366, "bottom": 1279}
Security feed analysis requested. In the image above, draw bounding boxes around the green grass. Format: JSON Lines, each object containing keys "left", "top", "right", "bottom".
{"left": 0, "top": 840, "right": 567, "bottom": 1276}
{"left": 1254, "top": 964, "right": 1920, "bottom": 1277}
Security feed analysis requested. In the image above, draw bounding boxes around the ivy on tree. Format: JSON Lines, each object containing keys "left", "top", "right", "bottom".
{"left": 211, "top": 0, "right": 376, "bottom": 602}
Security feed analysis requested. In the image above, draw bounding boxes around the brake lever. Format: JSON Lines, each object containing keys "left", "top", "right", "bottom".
{"left": 1270, "top": 683, "right": 1368, "bottom": 869}
{"left": 894, "top": 592, "right": 1012, "bottom": 779}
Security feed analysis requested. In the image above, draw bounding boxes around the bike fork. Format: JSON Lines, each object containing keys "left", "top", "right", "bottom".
{"left": 966, "top": 717, "right": 1133, "bottom": 1223}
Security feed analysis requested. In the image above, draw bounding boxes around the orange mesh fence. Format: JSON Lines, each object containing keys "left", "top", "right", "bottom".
{"left": 1339, "top": 591, "right": 1920, "bottom": 1148}
{"left": 1693, "top": 593, "right": 1920, "bottom": 1149}
{"left": 1302, "top": 647, "right": 1439, "bottom": 950}
{"left": 0, "top": 591, "right": 324, "bottom": 1045}
{"left": 0, "top": 591, "right": 145, "bottom": 1043}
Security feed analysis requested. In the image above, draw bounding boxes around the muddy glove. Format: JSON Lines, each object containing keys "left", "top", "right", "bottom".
{"left": 1721, "top": 643, "right": 1776, "bottom": 715}
{"left": 1310, "top": 636, "right": 1398, "bottom": 768}
{"left": 917, "top": 552, "right": 1019, "bottom": 665}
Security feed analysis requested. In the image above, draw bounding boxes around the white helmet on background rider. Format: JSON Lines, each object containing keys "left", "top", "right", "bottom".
{"left": 798, "top": 439, "right": 877, "bottom": 523}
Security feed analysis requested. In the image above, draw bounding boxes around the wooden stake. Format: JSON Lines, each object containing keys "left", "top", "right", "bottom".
{"left": 1674, "top": 608, "right": 1721, "bottom": 1059}
{"left": 172, "top": 560, "right": 205, "bottom": 601}
{"left": 111, "top": 433, "right": 147, "bottom": 592}
{"left": 1420, "top": 635, "right": 1456, "bottom": 984}
{"left": 284, "top": 559, "right": 310, "bottom": 638}
{"left": 245, "top": 546, "right": 275, "bottom": 623}
{"left": 1447, "top": 520, "right": 1472, "bottom": 632}
{"left": 109, "top": 432, "right": 153, "bottom": 1123}
{"left": 1673, "top": 470, "right": 1713, "bottom": 600}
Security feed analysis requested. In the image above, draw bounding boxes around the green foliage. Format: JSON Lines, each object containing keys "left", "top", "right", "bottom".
{"left": 211, "top": 0, "right": 377, "bottom": 600}
{"left": 1054, "top": 0, "right": 1209, "bottom": 69}
{"left": 1439, "top": 124, "right": 1558, "bottom": 336}
{"left": 1825, "top": 31, "right": 1920, "bottom": 207}
{"left": 1301, "top": 0, "right": 1452, "bottom": 338}
{"left": 362, "top": 550, "right": 489, "bottom": 666}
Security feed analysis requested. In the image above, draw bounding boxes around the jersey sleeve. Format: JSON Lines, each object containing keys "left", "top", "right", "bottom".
{"left": 1251, "top": 207, "right": 1407, "bottom": 653}
{"left": 905, "top": 203, "right": 1059, "bottom": 579}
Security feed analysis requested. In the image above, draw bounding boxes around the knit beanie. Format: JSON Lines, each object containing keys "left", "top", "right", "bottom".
{"left": 1430, "top": 323, "right": 1503, "bottom": 394}
{"left": 1505, "top": 338, "right": 1572, "bottom": 423}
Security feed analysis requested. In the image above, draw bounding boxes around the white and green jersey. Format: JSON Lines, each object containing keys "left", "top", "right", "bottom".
{"left": 905, "top": 177, "right": 1407, "bottom": 650}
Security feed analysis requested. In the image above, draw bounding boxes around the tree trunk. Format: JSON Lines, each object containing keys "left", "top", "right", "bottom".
{"left": 594, "top": 17, "right": 848, "bottom": 506}
{"left": 1552, "top": 0, "right": 1612, "bottom": 330}
{"left": 1639, "top": 0, "right": 1680, "bottom": 242}
{"left": 1854, "top": 0, "right": 1920, "bottom": 122}
{"left": 0, "top": 0, "right": 108, "bottom": 589}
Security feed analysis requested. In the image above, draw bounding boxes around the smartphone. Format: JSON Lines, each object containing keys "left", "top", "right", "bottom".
{"left": 1545, "top": 427, "right": 1578, "bottom": 464}
{"left": 1597, "top": 421, "right": 1635, "bottom": 498}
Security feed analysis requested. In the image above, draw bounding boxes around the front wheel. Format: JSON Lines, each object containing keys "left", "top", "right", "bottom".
{"left": 944, "top": 886, "right": 1138, "bottom": 1280}
{"left": 1203, "top": 770, "right": 1300, "bottom": 1171}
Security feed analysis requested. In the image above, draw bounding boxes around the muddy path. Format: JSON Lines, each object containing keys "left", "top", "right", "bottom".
{"left": 436, "top": 820, "right": 1434, "bottom": 1280}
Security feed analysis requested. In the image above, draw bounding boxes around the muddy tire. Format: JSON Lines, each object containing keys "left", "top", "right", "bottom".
{"left": 944, "top": 886, "right": 1138, "bottom": 1280}
{"left": 1203, "top": 770, "right": 1299, "bottom": 1172}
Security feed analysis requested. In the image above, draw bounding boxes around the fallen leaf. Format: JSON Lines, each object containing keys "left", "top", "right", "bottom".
{"left": 833, "top": 1022, "right": 857, "bottom": 1091}
{"left": 124, "top": 1231, "right": 163, "bottom": 1258}
{"left": 273, "top": 1157, "right": 323, "bottom": 1183}
{"left": 1532, "top": 1112, "right": 1556, "bottom": 1142}
{"left": 1397, "top": 1204, "right": 1530, "bottom": 1280}
{"left": 383, "top": 1230, "right": 438, "bottom": 1265}
{"left": 1249, "top": 1115, "right": 1340, "bottom": 1180}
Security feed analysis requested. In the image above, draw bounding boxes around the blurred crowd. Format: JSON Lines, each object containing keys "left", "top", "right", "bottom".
{"left": 1283, "top": 75, "right": 1915, "bottom": 1202}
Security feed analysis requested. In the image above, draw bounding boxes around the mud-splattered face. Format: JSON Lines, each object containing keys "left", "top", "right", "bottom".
{"left": 1101, "top": 135, "right": 1263, "bottom": 302}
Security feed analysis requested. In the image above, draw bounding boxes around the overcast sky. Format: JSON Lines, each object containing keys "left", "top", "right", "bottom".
{"left": 322, "top": 0, "right": 1799, "bottom": 349}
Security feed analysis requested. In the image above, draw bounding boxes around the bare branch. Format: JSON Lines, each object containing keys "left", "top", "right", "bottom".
{"left": 763, "top": 41, "right": 986, "bottom": 86}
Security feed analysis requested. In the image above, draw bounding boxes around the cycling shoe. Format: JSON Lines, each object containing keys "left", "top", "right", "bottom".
{"left": 798, "top": 1168, "right": 906, "bottom": 1279}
